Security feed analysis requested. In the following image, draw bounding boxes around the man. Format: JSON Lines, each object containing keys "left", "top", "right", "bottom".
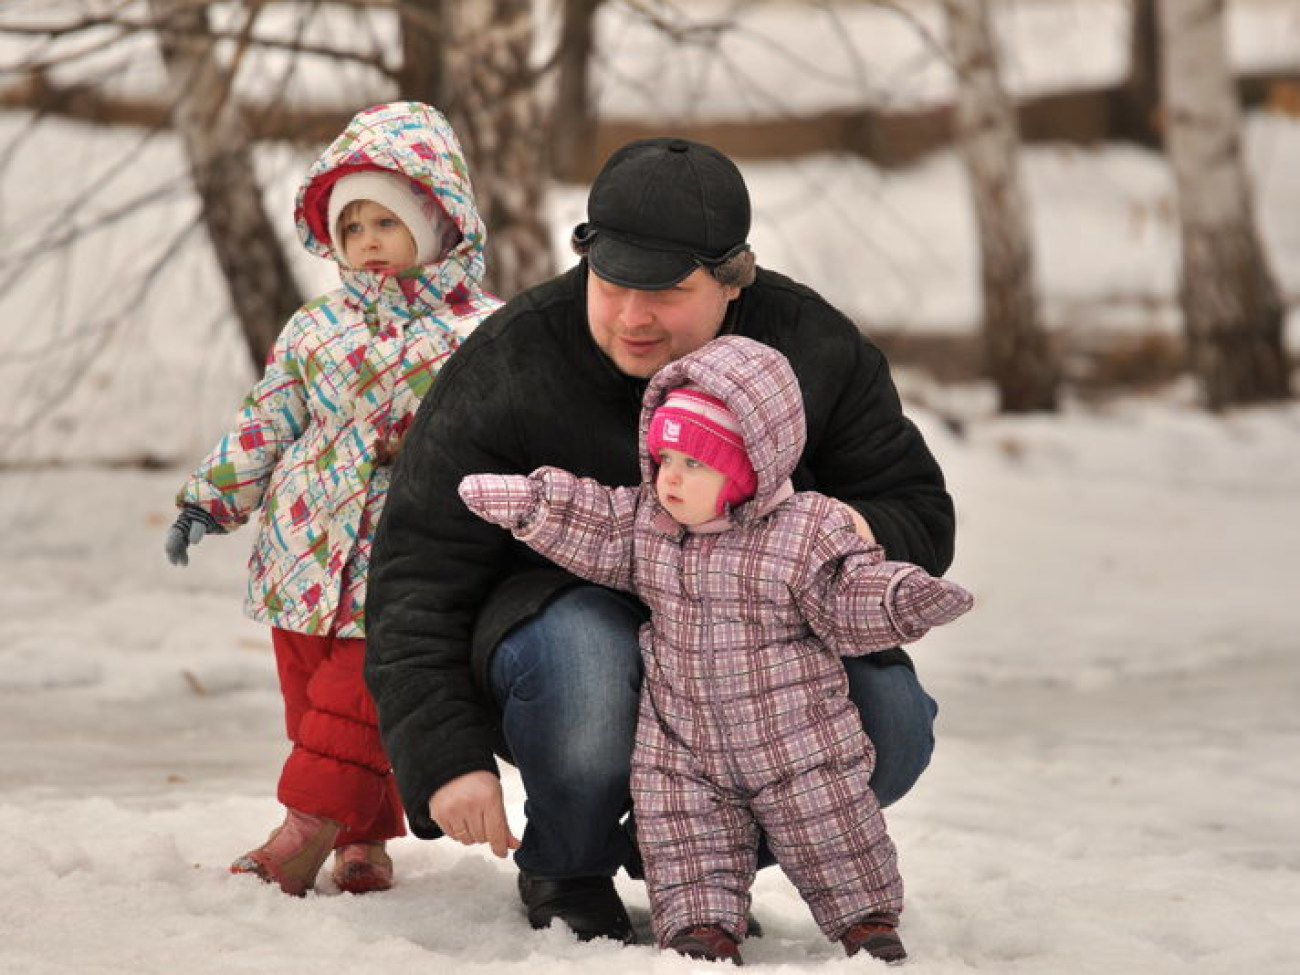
{"left": 365, "top": 138, "right": 955, "bottom": 943}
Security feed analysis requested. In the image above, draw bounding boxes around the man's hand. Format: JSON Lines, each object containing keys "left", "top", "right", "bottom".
{"left": 428, "top": 770, "right": 521, "bottom": 859}
{"left": 841, "top": 503, "right": 876, "bottom": 544}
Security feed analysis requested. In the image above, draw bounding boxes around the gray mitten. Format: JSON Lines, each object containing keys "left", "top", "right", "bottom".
{"left": 887, "top": 570, "right": 974, "bottom": 641}
{"left": 458, "top": 474, "right": 540, "bottom": 532}
{"left": 165, "top": 505, "right": 224, "bottom": 567}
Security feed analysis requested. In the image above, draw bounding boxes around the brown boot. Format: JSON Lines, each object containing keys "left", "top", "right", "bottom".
{"left": 666, "top": 924, "right": 744, "bottom": 965}
{"left": 841, "top": 917, "right": 907, "bottom": 964}
{"left": 230, "top": 808, "right": 341, "bottom": 896}
{"left": 331, "top": 841, "right": 394, "bottom": 894}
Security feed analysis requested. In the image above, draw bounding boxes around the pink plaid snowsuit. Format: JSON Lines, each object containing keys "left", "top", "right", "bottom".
{"left": 459, "top": 336, "right": 972, "bottom": 946}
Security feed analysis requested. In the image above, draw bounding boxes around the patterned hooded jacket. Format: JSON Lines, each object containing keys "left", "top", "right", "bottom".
{"left": 177, "top": 102, "right": 499, "bottom": 637}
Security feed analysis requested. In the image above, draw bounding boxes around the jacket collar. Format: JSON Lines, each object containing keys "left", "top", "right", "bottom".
{"left": 340, "top": 249, "right": 479, "bottom": 322}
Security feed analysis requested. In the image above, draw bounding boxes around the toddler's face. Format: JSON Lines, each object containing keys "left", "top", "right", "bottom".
{"left": 339, "top": 201, "right": 418, "bottom": 273}
{"left": 655, "top": 448, "right": 727, "bottom": 526}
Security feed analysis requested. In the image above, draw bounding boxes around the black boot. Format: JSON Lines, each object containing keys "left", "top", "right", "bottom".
{"left": 517, "top": 870, "right": 636, "bottom": 944}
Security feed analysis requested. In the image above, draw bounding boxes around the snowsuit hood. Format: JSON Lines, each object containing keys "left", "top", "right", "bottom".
{"left": 639, "top": 335, "right": 805, "bottom": 521}
{"left": 295, "top": 101, "right": 487, "bottom": 313}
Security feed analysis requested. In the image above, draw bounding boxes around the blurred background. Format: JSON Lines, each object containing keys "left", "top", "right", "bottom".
{"left": 0, "top": 0, "right": 1297, "bottom": 468}
{"left": 2, "top": 8, "right": 1298, "bottom": 971}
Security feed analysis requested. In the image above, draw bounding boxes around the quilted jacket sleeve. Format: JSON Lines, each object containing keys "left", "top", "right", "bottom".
{"left": 175, "top": 315, "right": 309, "bottom": 527}
{"left": 459, "top": 468, "right": 639, "bottom": 593}
{"left": 794, "top": 499, "right": 973, "bottom": 654}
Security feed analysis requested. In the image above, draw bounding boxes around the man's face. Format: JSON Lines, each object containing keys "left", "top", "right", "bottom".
{"left": 587, "top": 268, "right": 741, "bottom": 378}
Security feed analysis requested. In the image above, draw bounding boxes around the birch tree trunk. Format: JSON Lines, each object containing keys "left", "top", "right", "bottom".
{"left": 398, "top": 0, "right": 445, "bottom": 104}
{"left": 1117, "top": 0, "right": 1161, "bottom": 147}
{"left": 942, "top": 0, "right": 1057, "bottom": 413}
{"left": 1157, "top": 0, "right": 1291, "bottom": 409}
{"left": 549, "top": 0, "right": 604, "bottom": 183}
{"left": 440, "top": 0, "right": 554, "bottom": 298}
{"left": 148, "top": 0, "right": 301, "bottom": 370}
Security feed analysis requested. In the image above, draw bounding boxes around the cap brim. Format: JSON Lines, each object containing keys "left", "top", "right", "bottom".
{"left": 587, "top": 234, "right": 697, "bottom": 290}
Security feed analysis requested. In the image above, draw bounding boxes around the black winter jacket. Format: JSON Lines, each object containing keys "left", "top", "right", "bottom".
{"left": 365, "top": 262, "right": 955, "bottom": 837}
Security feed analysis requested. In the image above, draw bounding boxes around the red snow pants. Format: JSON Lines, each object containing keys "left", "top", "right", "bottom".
{"left": 271, "top": 628, "right": 405, "bottom": 844}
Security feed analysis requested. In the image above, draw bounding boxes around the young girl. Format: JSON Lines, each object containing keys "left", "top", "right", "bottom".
{"left": 458, "top": 335, "right": 972, "bottom": 963}
{"left": 165, "top": 102, "right": 499, "bottom": 896}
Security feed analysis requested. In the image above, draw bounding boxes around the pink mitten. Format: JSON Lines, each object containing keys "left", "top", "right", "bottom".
{"left": 458, "top": 474, "right": 540, "bottom": 532}
{"left": 886, "top": 570, "right": 974, "bottom": 642}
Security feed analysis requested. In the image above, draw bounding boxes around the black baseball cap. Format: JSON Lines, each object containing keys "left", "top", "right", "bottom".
{"left": 573, "top": 137, "right": 751, "bottom": 290}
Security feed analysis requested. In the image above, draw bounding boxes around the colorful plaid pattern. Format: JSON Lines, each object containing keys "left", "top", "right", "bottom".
{"left": 178, "top": 103, "right": 500, "bottom": 637}
{"left": 458, "top": 337, "right": 957, "bottom": 944}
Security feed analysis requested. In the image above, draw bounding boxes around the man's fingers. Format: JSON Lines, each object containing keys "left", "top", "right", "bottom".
{"left": 443, "top": 817, "right": 517, "bottom": 857}
{"left": 843, "top": 503, "right": 875, "bottom": 543}
{"left": 485, "top": 815, "right": 521, "bottom": 858}
{"left": 475, "top": 806, "right": 520, "bottom": 859}
{"left": 429, "top": 771, "right": 517, "bottom": 854}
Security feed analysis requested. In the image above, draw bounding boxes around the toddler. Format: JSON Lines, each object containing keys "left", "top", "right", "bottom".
{"left": 165, "top": 102, "right": 499, "bottom": 896}
{"left": 459, "top": 335, "right": 972, "bottom": 962}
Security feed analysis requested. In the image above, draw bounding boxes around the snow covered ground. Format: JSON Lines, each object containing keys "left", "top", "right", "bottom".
{"left": 2, "top": 392, "right": 1299, "bottom": 974}
{"left": 2, "top": 2, "right": 1299, "bottom": 972}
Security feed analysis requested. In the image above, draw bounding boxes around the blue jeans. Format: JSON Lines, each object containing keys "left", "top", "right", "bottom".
{"left": 489, "top": 585, "right": 939, "bottom": 879}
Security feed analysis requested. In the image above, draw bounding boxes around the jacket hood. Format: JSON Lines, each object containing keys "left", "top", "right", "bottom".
{"left": 639, "top": 335, "right": 805, "bottom": 519}
{"left": 294, "top": 101, "right": 487, "bottom": 296}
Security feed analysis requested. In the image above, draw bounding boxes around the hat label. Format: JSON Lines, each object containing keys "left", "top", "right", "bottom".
{"left": 662, "top": 418, "right": 682, "bottom": 443}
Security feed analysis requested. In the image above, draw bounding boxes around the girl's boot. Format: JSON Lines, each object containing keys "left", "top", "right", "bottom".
{"left": 331, "top": 841, "right": 394, "bottom": 894}
{"left": 841, "top": 917, "right": 907, "bottom": 964}
{"left": 230, "top": 808, "right": 341, "bottom": 896}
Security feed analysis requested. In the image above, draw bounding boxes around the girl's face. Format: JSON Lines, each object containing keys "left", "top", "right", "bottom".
{"left": 655, "top": 448, "right": 728, "bottom": 526}
{"left": 339, "top": 200, "right": 418, "bottom": 273}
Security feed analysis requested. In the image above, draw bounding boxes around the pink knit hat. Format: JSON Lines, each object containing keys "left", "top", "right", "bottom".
{"left": 647, "top": 387, "right": 757, "bottom": 513}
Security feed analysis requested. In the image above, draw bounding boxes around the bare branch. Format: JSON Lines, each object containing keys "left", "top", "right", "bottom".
{"left": 616, "top": 0, "right": 734, "bottom": 43}
{"left": 0, "top": 0, "right": 400, "bottom": 79}
{"left": 0, "top": 73, "right": 356, "bottom": 144}
{"left": 0, "top": 212, "right": 206, "bottom": 461}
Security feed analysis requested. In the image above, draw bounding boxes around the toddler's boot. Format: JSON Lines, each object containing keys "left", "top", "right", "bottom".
{"left": 841, "top": 916, "right": 907, "bottom": 965}
{"left": 230, "top": 808, "right": 340, "bottom": 896}
{"left": 331, "top": 841, "right": 394, "bottom": 894}
{"left": 667, "top": 924, "right": 744, "bottom": 965}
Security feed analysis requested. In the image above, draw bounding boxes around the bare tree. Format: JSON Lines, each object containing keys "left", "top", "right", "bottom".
{"left": 7, "top": 0, "right": 1293, "bottom": 429}
{"left": 438, "top": 1, "right": 554, "bottom": 299}
{"left": 1116, "top": 0, "right": 1161, "bottom": 148}
{"left": 3, "top": 0, "right": 559, "bottom": 338}
{"left": 549, "top": 0, "right": 605, "bottom": 183}
{"left": 1157, "top": 0, "right": 1291, "bottom": 409}
{"left": 398, "top": 0, "right": 445, "bottom": 103}
{"left": 148, "top": 0, "right": 303, "bottom": 369}
{"left": 942, "top": 0, "right": 1057, "bottom": 413}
